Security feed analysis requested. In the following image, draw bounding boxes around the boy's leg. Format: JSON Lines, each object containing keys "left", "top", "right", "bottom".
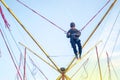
{"left": 70, "top": 41, "right": 78, "bottom": 58}
{"left": 77, "top": 40, "right": 82, "bottom": 58}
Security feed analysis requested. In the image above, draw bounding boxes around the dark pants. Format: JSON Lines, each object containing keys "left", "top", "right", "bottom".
{"left": 70, "top": 39, "right": 82, "bottom": 57}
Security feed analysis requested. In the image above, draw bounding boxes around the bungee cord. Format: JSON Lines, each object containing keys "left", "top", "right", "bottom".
{"left": 3, "top": 9, "right": 36, "bottom": 78}
{"left": 82, "top": 60, "right": 89, "bottom": 79}
{"left": 84, "top": 1, "right": 118, "bottom": 79}
{"left": 23, "top": 57, "right": 37, "bottom": 80}
{"left": 103, "top": 51, "right": 119, "bottom": 80}
{"left": 67, "top": 40, "right": 102, "bottom": 72}
{"left": 1, "top": 0, "right": 61, "bottom": 73}
{"left": 79, "top": 59, "right": 89, "bottom": 80}
{"left": 108, "top": 28, "right": 120, "bottom": 80}
{"left": 80, "top": 0, "right": 110, "bottom": 31}
{"left": 11, "top": 1, "right": 115, "bottom": 79}
{"left": 1, "top": 4, "right": 48, "bottom": 79}
{"left": 0, "top": 44, "right": 1, "bottom": 58}
{"left": 0, "top": 6, "right": 24, "bottom": 74}
{"left": 110, "top": 58, "right": 119, "bottom": 80}
{"left": 0, "top": 22, "right": 24, "bottom": 79}
{"left": 111, "top": 29, "right": 120, "bottom": 57}
{"left": 9, "top": 17, "right": 39, "bottom": 80}
{"left": 23, "top": 48, "right": 27, "bottom": 80}
{"left": 0, "top": 29, "right": 22, "bottom": 80}
{"left": 95, "top": 6, "right": 120, "bottom": 80}
{"left": 0, "top": 0, "right": 119, "bottom": 79}
{"left": 106, "top": 52, "right": 111, "bottom": 80}
{"left": 100, "top": 7, "right": 120, "bottom": 58}
{"left": 95, "top": 46, "right": 102, "bottom": 80}
{"left": 9, "top": 28, "right": 39, "bottom": 80}
{"left": 13, "top": 1, "right": 117, "bottom": 78}
{"left": 16, "top": 0, "right": 110, "bottom": 33}
{"left": 29, "top": 56, "right": 49, "bottom": 80}
{"left": 0, "top": 20, "right": 38, "bottom": 80}
{"left": 15, "top": 53, "right": 23, "bottom": 80}
{"left": 16, "top": 0, "right": 66, "bottom": 33}
{"left": 106, "top": 30, "right": 120, "bottom": 79}
{"left": 66, "top": 0, "right": 116, "bottom": 74}
{"left": 71, "top": 58, "right": 89, "bottom": 79}
{"left": 0, "top": 6, "right": 10, "bottom": 30}
{"left": 1, "top": 6, "right": 38, "bottom": 79}
{"left": 0, "top": 48, "right": 1, "bottom": 58}
{"left": 19, "top": 42, "right": 58, "bottom": 72}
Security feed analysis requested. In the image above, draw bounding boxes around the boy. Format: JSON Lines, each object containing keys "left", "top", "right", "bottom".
{"left": 66, "top": 22, "right": 82, "bottom": 59}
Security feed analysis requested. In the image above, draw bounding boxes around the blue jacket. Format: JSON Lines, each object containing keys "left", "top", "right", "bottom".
{"left": 67, "top": 28, "right": 81, "bottom": 40}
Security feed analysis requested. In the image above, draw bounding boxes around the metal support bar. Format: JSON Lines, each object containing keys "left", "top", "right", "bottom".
{"left": 19, "top": 42, "right": 58, "bottom": 72}
{"left": 65, "top": 0, "right": 117, "bottom": 74}
{"left": 66, "top": 40, "right": 102, "bottom": 72}
{"left": 0, "top": 0, "right": 60, "bottom": 72}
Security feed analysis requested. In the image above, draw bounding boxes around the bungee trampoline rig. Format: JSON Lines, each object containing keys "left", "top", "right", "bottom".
{"left": 0, "top": 0, "right": 119, "bottom": 80}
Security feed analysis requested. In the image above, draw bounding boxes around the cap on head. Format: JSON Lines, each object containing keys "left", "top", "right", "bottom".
{"left": 70, "top": 22, "right": 75, "bottom": 27}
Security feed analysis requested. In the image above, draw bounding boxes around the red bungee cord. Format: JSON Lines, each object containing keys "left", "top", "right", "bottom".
{"left": 23, "top": 48, "right": 26, "bottom": 80}
{"left": 0, "top": 29, "right": 22, "bottom": 80}
{"left": 16, "top": 0, "right": 66, "bottom": 33}
{"left": 80, "top": 0, "right": 110, "bottom": 31}
{"left": 16, "top": 0, "right": 110, "bottom": 33}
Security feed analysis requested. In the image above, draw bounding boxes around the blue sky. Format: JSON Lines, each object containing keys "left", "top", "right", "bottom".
{"left": 0, "top": 0, "right": 120, "bottom": 80}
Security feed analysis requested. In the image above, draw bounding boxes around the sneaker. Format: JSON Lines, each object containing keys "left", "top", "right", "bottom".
{"left": 79, "top": 54, "right": 81, "bottom": 59}
{"left": 75, "top": 55, "right": 78, "bottom": 59}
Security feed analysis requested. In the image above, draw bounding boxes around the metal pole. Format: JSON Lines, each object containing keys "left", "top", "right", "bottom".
{"left": 66, "top": 40, "right": 102, "bottom": 72}
{"left": 0, "top": 0, "right": 60, "bottom": 72}
{"left": 19, "top": 42, "right": 58, "bottom": 72}
{"left": 83, "top": 0, "right": 117, "bottom": 47}
{"left": 65, "top": 0, "right": 117, "bottom": 74}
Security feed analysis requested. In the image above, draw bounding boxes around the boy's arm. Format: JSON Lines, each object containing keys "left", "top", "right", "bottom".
{"left": 75, "top": 30, "right": 81, "bottom": 37}
{"left": 67, "top": 32, "right": 70, "bottom": 38}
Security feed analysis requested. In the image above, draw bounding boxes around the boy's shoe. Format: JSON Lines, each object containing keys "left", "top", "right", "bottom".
{"left": 79, "top": 54, "right": 81, "bottom": 59}
{"left": 75, "top": 55, "right": 79, "bottom": 59}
